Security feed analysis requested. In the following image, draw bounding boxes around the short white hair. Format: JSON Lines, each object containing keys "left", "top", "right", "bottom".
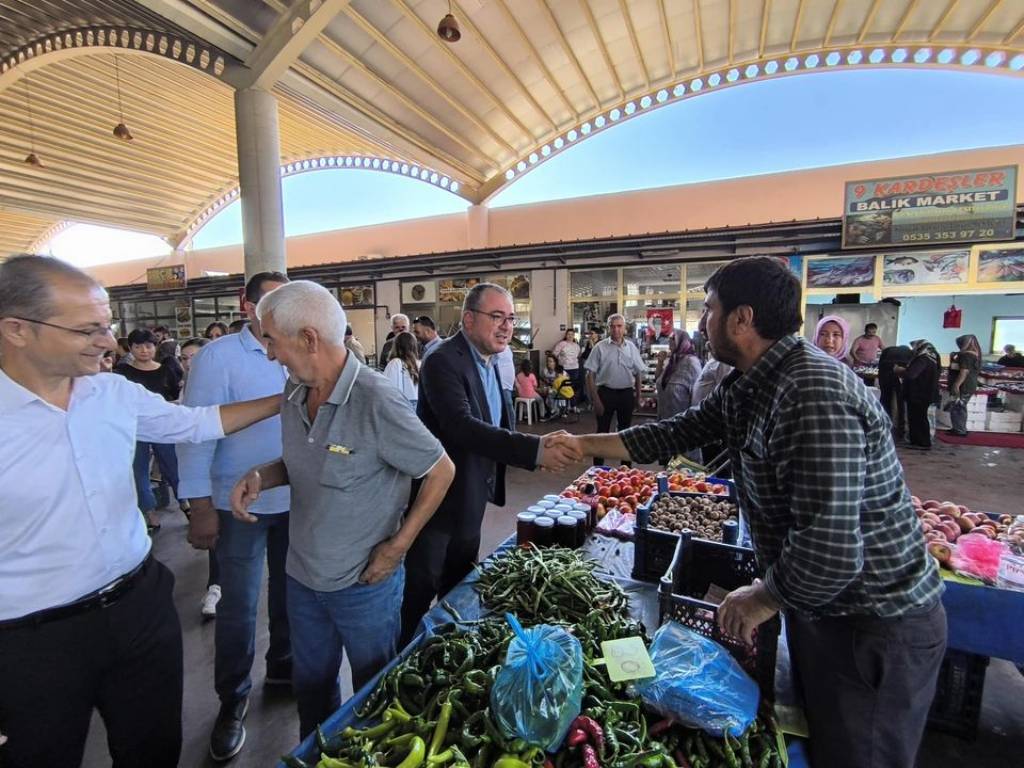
{"left": 391, "top": 313, "right": 410, "bottom": 328}
{"left": 607, "top": 313, "right": 626, "bottom": 324}
{"left": 256, "top": 280, "right": 346, "bottom": 346}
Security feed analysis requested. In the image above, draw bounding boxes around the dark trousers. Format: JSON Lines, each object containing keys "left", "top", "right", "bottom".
{"left": 214, "top": 510, "right": 291, "bottom": 704}
{"left": 0, "top": 557, "right": 183, "bottom": 768}
{"left": 568, "top": 367, "right": 586, "bottom": 404}
{"left": 593, "top": 386, "right": 635, "bottom": 465}
{"left": 786, "top": 601, "right": 946, "bottom": 768}
{"left": 879, "top": 375, "right": 906, "bottom": 438}
{"left": 907, "top": 399, "right": 932, "bottom": 448}
{"left": 400, "top": 525, "right": 481, "bottom": 647}
{"left": 949, "top": 396, "right": 970, "bottom": 435}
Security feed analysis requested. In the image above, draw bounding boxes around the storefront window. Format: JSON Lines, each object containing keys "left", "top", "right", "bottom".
{"left": 684, "top": 261, "right": 726, "bottom": 333}
{"left": 400, "top": 273, "right": 532, "bottom": 346}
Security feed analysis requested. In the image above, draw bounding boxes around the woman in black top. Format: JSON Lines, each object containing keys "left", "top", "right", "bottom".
{"left": 900, "top": 340, "right": 941, "bottom": 449}
{"left": 115, "top": 328, "right": 183, "bottom": 531}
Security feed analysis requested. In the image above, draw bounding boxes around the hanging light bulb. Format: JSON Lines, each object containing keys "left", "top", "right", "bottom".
{"left": 437, "top": 0, "right": 461, "bottom": 43}
{"left": 111, "top": 55, "right": 134, "bottom": 142}
{"left": 22, "top": 76, "right": 43, "bottom": 167}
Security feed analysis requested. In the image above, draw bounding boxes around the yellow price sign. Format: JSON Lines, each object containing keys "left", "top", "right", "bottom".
{"left": 593, "top": 637, "right": 655, "bottom": 683}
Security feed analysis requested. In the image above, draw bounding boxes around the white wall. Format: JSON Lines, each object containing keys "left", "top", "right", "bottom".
{"left": 529, "top": 269, "right": 569, "bottom": 353}
{"left": 374, "top": 279, "right": 401, "bottom": 356}
{"left": 897, "top": 293, "right": 1024, "bottom": 354}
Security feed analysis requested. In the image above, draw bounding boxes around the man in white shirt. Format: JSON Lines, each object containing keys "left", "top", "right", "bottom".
{"left": 0, "top": 255, "right": 281, "bottom": 768}
{"left": 584, "top": 313, "right": 647, "bottom": 465}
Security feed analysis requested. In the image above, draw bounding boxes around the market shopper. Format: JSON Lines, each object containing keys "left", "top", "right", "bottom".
{"left": 116, "top": 327, "right": 185, "bottom": 533}
{"left": 654, "top": 329, "right": 702, "bottom": 420}
{"left": 378, "top": 313, "right": 410, "bottom": 369}
{"left": 178, "top": 271, "right": 292, "bottom": 762}
{"left": 585, "top": 313, "right": 646, "bottom": 465}
{"left": 231, "top": 280, "right": 455, "bottom": 740}
{"left": 901, "top": 340, "right": 942, "bottom": 450}
{"left": 344, "top": 325, "right": 367, "bottom": 364}
{"left": 850, "top": 322, "right": 885, "bottom": 365}
{"left": 553, "top": 256, "right": 946, "bottom": 768}
{"left": 553, "top": 328, "right": 583, "bottom": 404}
{"left": 206, "top": 320, "right": 229, "bottom": 340}
{"left": 0, "top": 255, "right": 283, "bottom": 768}
{"left": 878, "top": 344, "right": 913, "bottom": 440}
{"left": 813, "top": 314, "right": 853, "bottom": 366}
{"left": 515, "top": 359, "right": 552, "bottom": 421}
{"left": 383, "top": 330, "right": 421, "bottom": 407}
{"left": 413, "top": 314, "right": 443, "bottom": 358}
{"left": 947, "top": 334, "right": 982, "bottom": 437}
{"left": 401, "top": 283, "right": 583, "bottom": 645}
{"left": 998, "top": 343, "right": 1024, "bottom": 367}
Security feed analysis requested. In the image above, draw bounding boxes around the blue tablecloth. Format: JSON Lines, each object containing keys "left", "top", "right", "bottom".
{"left": 943, "top": 578, "right": 1024, "bottom": 663}
{"left": 279, "top": 535, "right": 810, "bottom": 767}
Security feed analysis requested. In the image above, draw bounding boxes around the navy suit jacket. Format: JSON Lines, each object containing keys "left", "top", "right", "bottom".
{"left": 416, "top": 331, "right": 540, "bottom": 533}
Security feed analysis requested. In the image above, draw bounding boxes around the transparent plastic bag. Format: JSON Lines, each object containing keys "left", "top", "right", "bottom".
{"left": 490, "top": 614, "right": 583, "bottom": 752}
{"left": 635, "top": 621, "right": 758, "bottom": 738}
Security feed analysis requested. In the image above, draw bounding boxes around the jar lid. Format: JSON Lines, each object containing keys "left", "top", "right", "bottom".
{"left": 517, "top": 512, "right": 537, "bottom": 521}
{"left": 557, "top": 515, "right": 576, "bottom": 526}
{"left": 534, "top": 516, "right": 554, "bottom": 528}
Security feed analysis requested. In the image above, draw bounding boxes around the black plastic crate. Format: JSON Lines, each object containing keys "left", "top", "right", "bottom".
{"left": 632, "top": 485, "right": 745, "bottom": 583}
{"left": 656, "top": 535, "right": 780, "bottom": 699}
{"left": 927, "top": 650, "right": 989, "bottom": 740}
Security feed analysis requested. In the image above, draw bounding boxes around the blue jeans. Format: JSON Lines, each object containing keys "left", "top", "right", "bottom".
{"left": 287, "top": 567, "right": 405, "bottom": 739}
{"left": 214, "top": 510, "right": 290, "bottom": 704}
{"left": 132, "top": 442, "right": 179, "bottom": 512}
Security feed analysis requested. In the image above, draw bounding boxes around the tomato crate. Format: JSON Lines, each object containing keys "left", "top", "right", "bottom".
{"left": 656, "top": 534, "right": 780, "bottom": 699}
{"left": 632, "top": 482, "right": 745, "bottom": 583}
{"left": 926, "top": 650, "right": 989, "bottom": 740}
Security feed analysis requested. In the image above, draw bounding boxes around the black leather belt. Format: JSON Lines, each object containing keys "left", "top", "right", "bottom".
{"left": 0, "top": 555, "right": 152, "bottom": 630}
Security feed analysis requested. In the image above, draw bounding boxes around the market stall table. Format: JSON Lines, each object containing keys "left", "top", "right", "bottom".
{"left": 279, "top": 534, "right": 811, "bottom": 768}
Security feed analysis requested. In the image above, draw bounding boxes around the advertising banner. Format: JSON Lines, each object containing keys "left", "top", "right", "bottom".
{"left": 842, "top": 166, "right": 1017, "bottom": 249}
{"left": 881, "top": 249, "right": 969, "bottom": 287}
{"left": 146, "top": 264, "right": 186, "bottom": 291}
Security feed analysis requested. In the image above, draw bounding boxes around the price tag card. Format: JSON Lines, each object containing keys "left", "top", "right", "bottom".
{"left": 593, "top": 637, "right": 655, "bottom": 683}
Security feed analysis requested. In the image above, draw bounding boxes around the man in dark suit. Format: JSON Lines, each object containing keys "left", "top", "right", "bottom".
{"left": 401, "top": 283, "right": 581, "bottom": 643}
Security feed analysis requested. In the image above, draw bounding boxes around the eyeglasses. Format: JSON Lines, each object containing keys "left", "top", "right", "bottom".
{"left": 10, "top": 316, "right": 116, "bottom": 339}
{"left": 468, "top": 309, "right": 517, "bottom": 327}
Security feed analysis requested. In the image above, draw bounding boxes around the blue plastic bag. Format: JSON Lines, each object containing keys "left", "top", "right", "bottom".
{"left": 490, "top": 614, "right": 583, "bottom": 752}
{"left": 635, "top": 621, "right": 759, "bottom": 738}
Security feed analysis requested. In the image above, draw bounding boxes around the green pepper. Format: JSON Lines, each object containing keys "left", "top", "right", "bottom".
{"left": 492, "top": 755, "right": 532, "bottom": 768}
{"left": 394, "top": 736, "right": 427, "bottom": 768}
{"left": 429, "top": 698, "right": 454, "bottom": 758}
{"left": 342, "top": 717, "right": 397, "bottom": 742}
{"left": 316, "top": 754, "right": 356, "bottom": 768}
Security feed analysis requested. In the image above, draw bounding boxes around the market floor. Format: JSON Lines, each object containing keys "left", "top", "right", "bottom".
{"left": 81, "top": 415, "right": 1024, "bottom": 767}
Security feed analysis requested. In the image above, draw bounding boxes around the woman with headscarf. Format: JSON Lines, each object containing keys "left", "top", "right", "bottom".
{"left": 813, "top": 314, "right": 853, "bottom": 366}
{"left": 654, "top": 330, "right": 702, "bottom": 420}
{"left": 947, "top": 334, "right": 982, "bottom": 436}
{"left": 900, "top": 340, "right": 941, "bottom": 449}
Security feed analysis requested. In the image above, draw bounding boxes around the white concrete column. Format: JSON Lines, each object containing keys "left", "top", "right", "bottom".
{"left": 234, "top": 88, "right": 286, "bottom": 278}
{"left": 466, "top": 204, "right": 489, "bottom": 249}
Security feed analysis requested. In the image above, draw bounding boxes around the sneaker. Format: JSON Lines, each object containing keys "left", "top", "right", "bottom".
{"left": 201, "top": 585, "right": 221, "bottom": 620}
{"left": 265, "top": 659, "right": 293, "bottom": 688}
{"left": 209, "top": 696, "right": 248, "bottom": 762}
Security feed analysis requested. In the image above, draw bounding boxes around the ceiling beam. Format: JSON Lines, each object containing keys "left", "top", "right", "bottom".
{"left": 856, "top": 0, "right": 882, "bottom": 44}
{"left": 240, "top": 0, "right": 351, "bottom": 90}
{"left": 1004, "top": 10, "right": 1024, "bottom": 43}
{"left": 616, "top": 0, "right": 650, "bottom": 88}
{"left": 537, "top": 0, "right": 601, "bottom": 111}
{"left": 893, "top": 0, "right": 920, "bottom": 40}
{"left": 824, "top": 0, "right": 843, "bottom": 47}
{"left": 968, "top": 0, "right": 1003, "bottom": 41}
{"left": 452, "top": 0, "right": 559, "bottom": 132}
{"left": 344, "top": 5, "right": 514, "bottom": 159}
{"left": 727, "top": 0, "right": 735, "bottom": 63}
{"left": 493, "top": 0, "right": 579, "bottom": 121}
{"left": 389, "top": 0, "right": 535, "bottom": 141}
{"left": 790, "top": 0, "right": 806, "bottom": 50}
{"left": 759, "top": 0, "right": 772, "bottom": 57}
{"left": 578, "top": 0, "right": 624, "bottom": 99}
{"left": 691, "top": 0, "right": 704, "bottom": 72}
{"left": 929, "top": 0, "right": 961, "bottom": 42}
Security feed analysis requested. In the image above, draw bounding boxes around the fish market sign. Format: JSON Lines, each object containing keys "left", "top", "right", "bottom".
{"left": 842, "top": 166, "right": 1017, "bottom": 249}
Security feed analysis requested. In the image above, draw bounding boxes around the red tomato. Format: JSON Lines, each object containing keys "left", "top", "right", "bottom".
{"left": 696, "top": 482, "right": 709, "bottom": 493}
{"left": 609, "top": 483, "right": 622, "bottom": 497}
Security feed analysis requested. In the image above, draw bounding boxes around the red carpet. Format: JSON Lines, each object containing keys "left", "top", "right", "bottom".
{"left": 936, "top": 430, "right": 1024, "bottom": 449}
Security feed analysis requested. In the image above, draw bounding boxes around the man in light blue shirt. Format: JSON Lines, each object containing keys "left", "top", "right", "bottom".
{"left": 177, "top": 271, "right": 291, "bottom": 762}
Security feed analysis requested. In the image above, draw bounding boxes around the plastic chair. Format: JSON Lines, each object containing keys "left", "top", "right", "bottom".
{"left": 515, "top": 397, "right": 539, "bottom": 425}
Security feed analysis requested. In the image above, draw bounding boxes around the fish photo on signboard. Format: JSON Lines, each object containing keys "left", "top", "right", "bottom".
{"left": 976, "top": 245, "right": 1024, "bottom": 283}
{"left": 882, "top": 250, "right": 968, "bottom": 286}
{"left": 806, "top": 255, "right": 877, "bottom": 289}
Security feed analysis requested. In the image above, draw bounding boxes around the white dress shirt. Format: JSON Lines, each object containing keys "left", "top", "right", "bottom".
{"left": 0, "top": 369, "right": 224, "bottom": 621}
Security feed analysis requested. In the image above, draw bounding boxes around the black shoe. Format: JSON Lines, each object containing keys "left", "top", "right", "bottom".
{"left": 265, "top": 659, "right": 292, "bottom": 687}
{"left": 209, "top": 697, "right": 248, "bottom": 762}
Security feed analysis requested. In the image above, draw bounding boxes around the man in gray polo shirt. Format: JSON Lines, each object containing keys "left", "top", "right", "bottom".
{"left": 585, "top": 313, "right": 646, "bottom": 464}
{"left": 230, "top": 281, "right": 455, "bottom": 739}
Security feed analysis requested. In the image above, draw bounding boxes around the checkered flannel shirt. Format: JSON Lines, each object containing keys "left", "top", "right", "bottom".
{"left": 621, "top": 334, "right": 943, "bottom": 618}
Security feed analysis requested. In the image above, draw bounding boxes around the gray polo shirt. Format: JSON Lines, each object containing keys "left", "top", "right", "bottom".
{"left": 281, "top": 355, "right": 444, "bottom": 592}
{"left": 584, "top": 337, "right": 646, "bottom": 389}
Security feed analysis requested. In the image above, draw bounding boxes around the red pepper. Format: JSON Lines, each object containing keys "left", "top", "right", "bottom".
{"left": 567, "top": 727, "right": 588, "bottom": 747}
{"left": 573, "top": 716, "right": 605, "bottom": 756}
{"left": 649, "top": 719, "right": 674, "bottom": 737}
{"left": 582, "top": 743, "right": 601, "bottom": 768}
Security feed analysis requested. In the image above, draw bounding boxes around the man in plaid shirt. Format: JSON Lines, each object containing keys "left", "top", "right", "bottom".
{"left": 559, "top": 256, "right": 945, "bottom": 768}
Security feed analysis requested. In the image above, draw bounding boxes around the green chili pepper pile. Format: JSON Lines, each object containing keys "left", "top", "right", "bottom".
{"left": 474, "top": 546, "right": 631, "bottom": 626}
{"left": 285, "top": 547, "right": 788, "bottom": 768}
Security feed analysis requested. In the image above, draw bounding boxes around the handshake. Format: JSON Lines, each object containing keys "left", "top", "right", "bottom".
{"left": 539, "top": 431, "right": 584, "bottom": 471}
